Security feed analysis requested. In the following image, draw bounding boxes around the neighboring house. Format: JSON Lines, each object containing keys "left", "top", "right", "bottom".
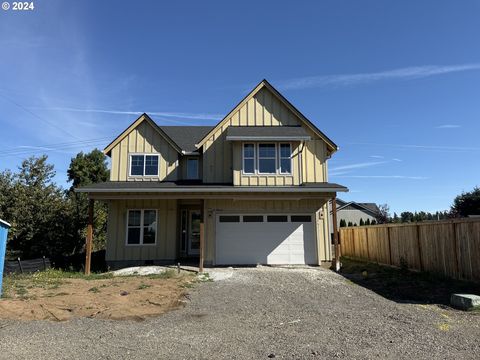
{"left": 78, "top": 80, "right": 348, "bottom": 268}
{"left": 329, "top": 199, "right": 380, "bottom": 232}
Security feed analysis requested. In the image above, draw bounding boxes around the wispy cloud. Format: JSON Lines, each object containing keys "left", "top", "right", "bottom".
{"left": 435, "top": 124, "right": 461, "bottom": 129}
{"left": 392, "top": 158, "right": 402, "bottom": 162}
{"left": 330, "top": 161, "right": 387, "bottom": 172}
{"left": 369, "top": 155, "right": 384, "bottom": 159}
{"left": 277, "top": 63, "right": 480, "bottom": 90}
{"left": 349, "top": 142, "right": 480, "bottom": 152}
{"left": 333, "top": 175, "right": 428, "bottom": 180}
{"left": 30, "top": 106, "right": 222, "bottom": 121}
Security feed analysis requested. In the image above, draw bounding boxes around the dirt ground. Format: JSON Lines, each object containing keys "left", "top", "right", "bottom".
{"left": 0, "top": 270, "right": 195, "bottom": 321}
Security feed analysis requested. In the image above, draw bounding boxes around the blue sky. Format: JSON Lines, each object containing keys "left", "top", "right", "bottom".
{"left": 0, "top": 0, "right": 479, "bottom": 214}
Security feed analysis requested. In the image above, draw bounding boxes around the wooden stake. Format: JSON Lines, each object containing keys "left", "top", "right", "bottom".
{"left": 199, "top": 200, "right": 205, "bottom": 273}
{"left": 199, "top": 223, "right": 205, "bottom": 273}
{"left": 331, "top": 197, "right": 340, "bottom": 271}
{"left": 85, "top": 198, "right": 94, "bottom": 275}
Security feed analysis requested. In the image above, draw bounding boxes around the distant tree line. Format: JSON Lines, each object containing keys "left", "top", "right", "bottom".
{"left": 339, "top": 187, "right": 480, "bottom": 227}
{"left": 0, "top": 150, "right": 108, "bottom": 259}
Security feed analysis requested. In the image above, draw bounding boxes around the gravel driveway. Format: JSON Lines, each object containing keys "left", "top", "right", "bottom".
{"left": 0, "top": 267, "right": 479, "bottom": 359}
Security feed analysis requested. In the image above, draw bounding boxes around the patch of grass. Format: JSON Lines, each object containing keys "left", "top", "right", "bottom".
{"left": 88, "top": 287, "right": 100, "bottom": 293}
{"left": 1, "top": 268, "right": 114, "bottom": 299}
{"left": 438, "top": 323, "right": 450, "bottom": 331}
{"left": 137, "top": 283, "right": 152, "bottom": 290}
{"left": 147, "top": 269, "right": 177, "bottom": 279}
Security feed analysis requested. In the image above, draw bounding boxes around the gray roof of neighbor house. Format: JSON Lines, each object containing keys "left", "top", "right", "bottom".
{"left": 357, "top": 203, "right": 380, "bottom": 214}
{"left": 76, "top": 181, "right": 348, "bottom": 193}
{"left": 225, "top": 126, "right": 311, "bottom": 141}
{"left": 159, "top": 126, "right": 214, "bottom": 153}
{"left": 335, "top": 200, "right": 380, "bottom": 215}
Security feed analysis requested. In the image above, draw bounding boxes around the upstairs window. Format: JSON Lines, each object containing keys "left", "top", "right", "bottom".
{"left": 258, "top": 144, "right": 277, "bottom": 174}
{"left": 129, "top": 154, "right": 159, "bottom": 176}
{"left": 243, "top": 144, "right": 255, "bottom": 174}
{"left": 242, "top": 143, "right": 293, "bottom": 175}
{"left": 187, "top": 158, "right": 199, "bottom": 179}
{"left": 279, "top": 143, "right": 292, "bottom": 174}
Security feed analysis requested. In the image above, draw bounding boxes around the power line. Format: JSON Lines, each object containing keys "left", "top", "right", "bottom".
{"left": 0, "top": 137, "right": 111, "bottom": 155}
{"left": 0, "top": 92, "right": 82, "bottom": 140}
{"left": 0, "top": 139, "right": 110, "bottom": 158}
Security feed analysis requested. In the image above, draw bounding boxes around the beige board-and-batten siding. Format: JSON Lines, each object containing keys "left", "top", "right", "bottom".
{"left": 109, "top": 120, "right": 179, "bottom": 182}
{"left": 340, "top": 219, "right": 480, "bottom": 282}
{"left": 106, "top": 199, "right": 177, "bottom": 262}
{"left": 202, "top": 87, "right": 330, "bottom": 185}
{"left": 204, "top": 198, "right": 332, "bottom": 265}
{"left": 105, "top": 197, "right": 332, "bottom": 264}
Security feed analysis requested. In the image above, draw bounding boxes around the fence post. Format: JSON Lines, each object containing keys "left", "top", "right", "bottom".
{"left": 42, "top": 256, "right": 47, "bottom": 271}
{"left": 17, "top": 257, "right": 23, "bottom": 274}
{"left": 416, "top": 224, "right": 423, "bottom": 271}
{"left": 452, "top": 221, "right": 460, "bottom": 279}
{"left": 387, "top": 226, "right": 392, "bottom": 266}
{"left": 365, "top": 228, "right": 370, "bottom": 261}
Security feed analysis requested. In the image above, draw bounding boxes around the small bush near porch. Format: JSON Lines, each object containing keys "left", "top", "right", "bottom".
{"left": 0, "top": 268, "right": 195, "bottom": 321}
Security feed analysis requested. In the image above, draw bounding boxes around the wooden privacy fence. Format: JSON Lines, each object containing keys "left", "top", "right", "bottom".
{"left": 339, "top": 218, "right": 480, "bottom": 282}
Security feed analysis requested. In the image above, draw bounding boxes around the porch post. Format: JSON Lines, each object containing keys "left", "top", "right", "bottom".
{"left": 85, "top": 198, "right": 94, "bottom": 275}
{"left": 332, "top": 196, "right": 340, "bottom": 272}
{"left": 199, "top": 199, "right": 205, "bottom": 273}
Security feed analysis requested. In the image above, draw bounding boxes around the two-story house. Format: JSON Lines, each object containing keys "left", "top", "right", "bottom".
{"left": 78, "top": 80, "right": 348, "bottom": 269}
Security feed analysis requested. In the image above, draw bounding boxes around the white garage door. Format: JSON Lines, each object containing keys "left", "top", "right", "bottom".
{"left": 215, "top": 214, "right": 316, "bottom": 265}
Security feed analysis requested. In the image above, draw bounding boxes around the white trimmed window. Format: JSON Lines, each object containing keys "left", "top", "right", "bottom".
{"left": 258, "top": 143, "right": 276, "bottom": 174}
{"left": 126, "top": 209, "right": 157, "bottom": 245}
{"left": 279, "top": 143, "right": 292, "bottom": 174}
{"left": 129, "top": 154, "right": 159, "bottom": 176}
{"left": 243, "top": 143, "right": 255, "bottom": 174}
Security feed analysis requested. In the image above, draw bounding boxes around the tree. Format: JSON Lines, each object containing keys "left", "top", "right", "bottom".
{"left": 67, "top": 149, "right": 110, "bottom": 252}
{"left": 347, "top": 221, "right": 353, "bottom": 227}
{"left": 339, "top": 219, "right": 347, "bottom": 227}
{"left": 365, "top": 218, "right": 371, "bottom": 225}
{"left": 401, "top": 211, "right": 414, "bottom": 223}
{"left": 359, "top": 218, "right": 365, "bottom": 226}
{"left": 376, "top": 204, "right": 390, "bottom": 224}
{"left": 451, "top": 186, "right": 480, "bottom": 217}
{"left": 392, "top": 212, "right": 400, "bottom": 223}
{"left": 371, "top": 219, "right": 377, "bottom": 225}
{"left": 7, "top": 156, "right": 72, "bottom": 258}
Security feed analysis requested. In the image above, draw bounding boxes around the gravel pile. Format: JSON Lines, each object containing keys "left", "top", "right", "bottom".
{"left": 1, "top": 267, "right": 479, "bottom": 359}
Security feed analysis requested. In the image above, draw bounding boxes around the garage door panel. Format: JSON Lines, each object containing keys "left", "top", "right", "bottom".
{"left": 216, "top": 214, "right": 316, "bottom": 265}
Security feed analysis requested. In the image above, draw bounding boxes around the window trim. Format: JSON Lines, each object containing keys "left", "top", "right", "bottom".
{"left": 257, "top": 143, "right": 277, "bottom": 175}
{"left": 278, "top": 143, "right": 292, "bottom": 175}
{"left": 241, "top": 142, "right": 293, "bottom": 176}
{"left": 128, "top": 153, "right": 160, "bottom": 177}
{"left": 242, "top": 143, "right": 256, "bottom": 175}
{"left": 186, "top": 158, "right": 199, "bottom": 180}
{"left": 126, "top": 209, "right": 158, "bottom": 246}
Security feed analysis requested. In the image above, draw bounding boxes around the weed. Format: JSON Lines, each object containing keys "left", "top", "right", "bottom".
{"left": 88, "top": 287, "right": 100, "bottom": 293}
{"left": 137, "top": 283, "right": 152, "bottom": 290}
{"left": 147, "top": 269, "right": 176, "bottom": 279}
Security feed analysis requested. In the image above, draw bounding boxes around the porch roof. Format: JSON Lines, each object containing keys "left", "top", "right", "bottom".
{"left": 75, "top": 181, "right": 348, "bottom": 194}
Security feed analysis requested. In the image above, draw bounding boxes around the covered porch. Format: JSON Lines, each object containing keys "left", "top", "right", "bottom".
{"left": 77, "top": 183, "right": 347, "bottom": 273}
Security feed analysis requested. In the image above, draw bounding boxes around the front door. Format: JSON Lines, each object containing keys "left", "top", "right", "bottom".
{"left": 188, "top": 210, "right": 201, "bottom": 255}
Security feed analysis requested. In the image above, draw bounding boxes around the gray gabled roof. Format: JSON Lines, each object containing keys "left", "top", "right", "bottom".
{"left": 225, "top": 126, "right": 311, "bottom": 141}
{"left": 158, "top": 126, "right": 214, "bottom": 153}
